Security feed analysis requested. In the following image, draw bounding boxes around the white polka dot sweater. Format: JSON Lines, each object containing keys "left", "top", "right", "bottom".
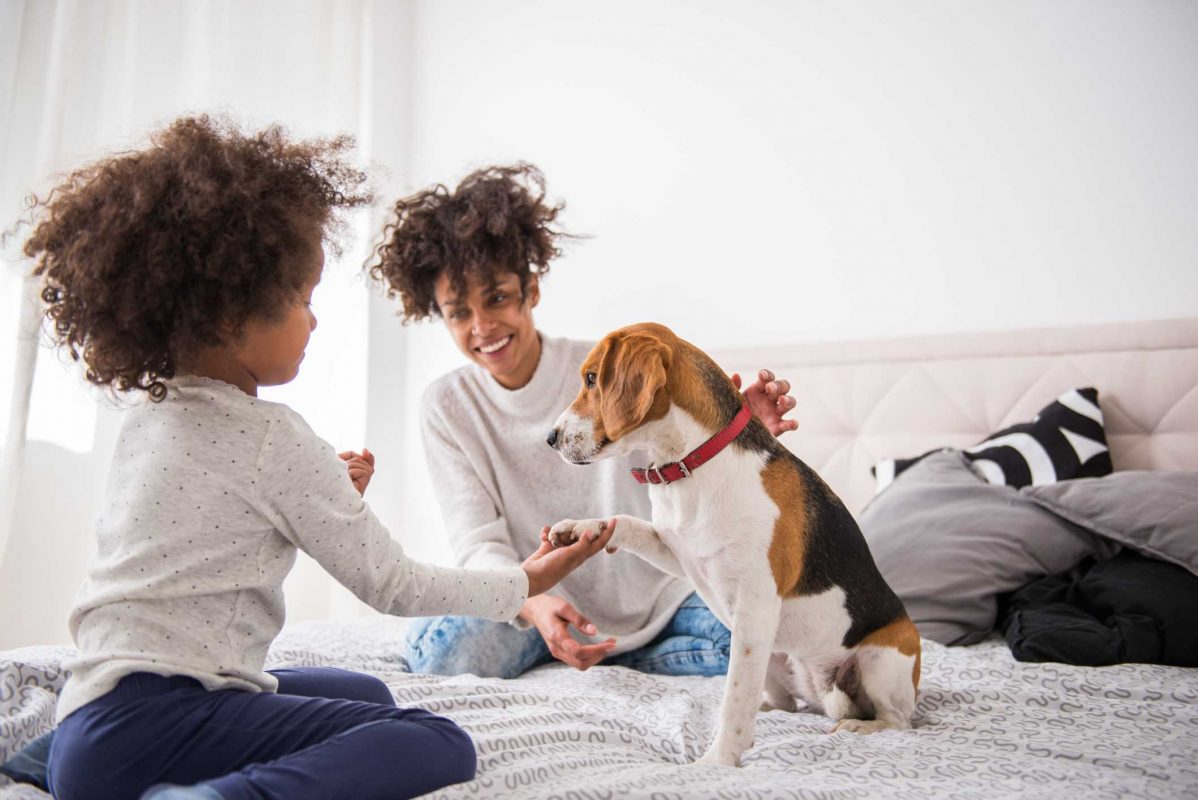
{"left": 56, "top": 376, "right": 527, "bottom": 722}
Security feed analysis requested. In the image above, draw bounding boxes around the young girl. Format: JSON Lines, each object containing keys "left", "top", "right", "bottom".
{"left": 22, "top": 117, "right": 612, "bottom": 800}
{"left": 368, "top": 164, "right": 796, "bottom": 679}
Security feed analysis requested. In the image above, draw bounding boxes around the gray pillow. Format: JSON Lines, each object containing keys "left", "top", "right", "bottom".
{"left": 859, "top": 451, "right": 1109, "bottom": 645}
{"left": 1022, "top": 472, "right": 1198, "bottom": 576}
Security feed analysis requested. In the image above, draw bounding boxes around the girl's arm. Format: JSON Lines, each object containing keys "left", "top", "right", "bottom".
{"left": 257, "top": 410, "right": 589, "bottom": 622}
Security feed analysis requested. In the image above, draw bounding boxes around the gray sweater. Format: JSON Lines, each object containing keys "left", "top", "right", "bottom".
{"left": 58, "top": 376, "right": 527, "bottom": 722}
{"left": 420, "top": 335, "right": 692, "bottom": 654}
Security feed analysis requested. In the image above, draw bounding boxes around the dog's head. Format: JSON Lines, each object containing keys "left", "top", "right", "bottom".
{"left": 547, "top": 323, "right": 677, "bottom": 464}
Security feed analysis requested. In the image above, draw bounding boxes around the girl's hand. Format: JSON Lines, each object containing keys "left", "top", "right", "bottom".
{"left": 338, "top": 448, "right": 375, "bottom": 495}
{"left": 732, "top": 369, "right": 798, "bottom": 436}
{"left": 521, "top": 521, "right": 616, "bottom": 597}
{"left": 519, "top": 595, "right": 617, "bottom": 670}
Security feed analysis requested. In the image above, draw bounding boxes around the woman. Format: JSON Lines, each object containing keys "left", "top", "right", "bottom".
{"left": 369, "top": 163, "right": 797, "bottom": 678}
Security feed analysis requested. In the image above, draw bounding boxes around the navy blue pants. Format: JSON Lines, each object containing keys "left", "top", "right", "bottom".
{"left": 48, "top": 667, "right": 476, "bottom": 800}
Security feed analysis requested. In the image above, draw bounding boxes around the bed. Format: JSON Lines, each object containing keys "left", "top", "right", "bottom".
{"left": 3, "top": 318, "right": 1197, "bottom": 799}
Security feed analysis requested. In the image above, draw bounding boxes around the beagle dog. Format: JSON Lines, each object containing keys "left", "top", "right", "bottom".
{"left": 546, "top": 323, "right": 920, "bottom": 767}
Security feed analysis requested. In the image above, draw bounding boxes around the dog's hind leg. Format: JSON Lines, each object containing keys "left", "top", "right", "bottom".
{"left": 760, "top": 652, "right": 798, "bottom": 712}
{"left": 790, "top": 657, "right": 863, "bottom": 722}
{"left": 832, "top": 644, "right": 918, "bottom": 735}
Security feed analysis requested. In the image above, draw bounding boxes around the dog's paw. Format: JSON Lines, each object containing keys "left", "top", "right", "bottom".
{"left": 831, "top": 718, "right": 900, "bottom": 735}
{"left": 546, "top": 520, "right": 579, "bottom": 548}
{"left": 759, "top": 696, "right": 799, "bottom": 713}
{"left": 693, "top": 748, "right": 741, "bottom": 768}
{"left": 547, "top": 519, "right": 607, "bottom": 548}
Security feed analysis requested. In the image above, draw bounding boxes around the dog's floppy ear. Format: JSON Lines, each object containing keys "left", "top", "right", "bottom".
{"left": 598, "top": 333, "right": 670, "bottom": 441}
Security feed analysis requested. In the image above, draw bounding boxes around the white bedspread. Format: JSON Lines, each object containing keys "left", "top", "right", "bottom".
{"left": 3, "top": 620, "right": 1197, "bottom": 799}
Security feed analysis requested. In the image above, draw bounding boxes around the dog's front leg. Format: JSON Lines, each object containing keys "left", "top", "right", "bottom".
{"left": 548, "top": 515, "right": 687, "bottom": 578}
{"left": 696, "top": 593, "right": 781, "bottom": 767}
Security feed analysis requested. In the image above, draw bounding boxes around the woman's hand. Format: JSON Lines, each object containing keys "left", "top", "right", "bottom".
{"left": 733, "top": 369, "right": 798, "bottom": 436}
{"left": 521, "top": 521, "right": 616, "bottom": 597}
{"left": 519, "top": 594, "right": 617, "bottom": 670}
{"left": 338, "top": 448, "right": 375, "bottom": 495}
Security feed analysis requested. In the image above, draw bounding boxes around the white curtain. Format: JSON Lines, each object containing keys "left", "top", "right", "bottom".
{"left": 0, "top": 0, "right": 412, "bottom": 648}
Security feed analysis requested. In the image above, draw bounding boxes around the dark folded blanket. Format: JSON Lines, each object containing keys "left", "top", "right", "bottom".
{"left": 1000, "top": 550, "right": 1198, "bottom": 667}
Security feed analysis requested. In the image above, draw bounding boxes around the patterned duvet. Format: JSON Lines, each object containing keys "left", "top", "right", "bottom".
{"left": 3, "top": 620, "right": 1197, "bottom": 799}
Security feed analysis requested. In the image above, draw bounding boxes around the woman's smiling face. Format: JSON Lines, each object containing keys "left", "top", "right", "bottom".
{"left": 434, "top": 269, "right": 542, "bottom": 390}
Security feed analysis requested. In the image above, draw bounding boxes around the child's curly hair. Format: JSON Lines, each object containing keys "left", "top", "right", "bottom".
{"left": 368, "top": 163, "right": 567, "bottom": 323}
{"left": 21, "top": 114, "right": 371, "bottom": 401}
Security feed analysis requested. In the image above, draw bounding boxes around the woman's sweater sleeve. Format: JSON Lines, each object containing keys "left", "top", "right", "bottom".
{"left": 255, "top": 410, "right": 527, "bottom": 621}
{"left": 420, "top": 392, "right": 525, "bottom": 571}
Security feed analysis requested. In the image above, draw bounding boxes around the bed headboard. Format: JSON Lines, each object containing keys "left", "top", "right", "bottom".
{"left": 713, "top": 318, "right": 1198, "bottom": 517}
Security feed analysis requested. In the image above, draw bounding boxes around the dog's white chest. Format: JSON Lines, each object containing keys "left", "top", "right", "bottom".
{"left": 647, "top": 454, "right": 779, "bottom": 626}
{"left": 659, "top": 523, "right": 733, "bottom": 620}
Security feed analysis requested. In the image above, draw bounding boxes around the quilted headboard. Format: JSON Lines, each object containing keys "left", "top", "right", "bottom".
{"left": 714, "top": 318, "right": 1198, "bottom": 517}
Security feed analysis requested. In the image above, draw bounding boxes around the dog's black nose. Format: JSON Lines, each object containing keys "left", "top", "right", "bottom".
{"left": 546, "top": 428, "right": 559, "bottom": 448}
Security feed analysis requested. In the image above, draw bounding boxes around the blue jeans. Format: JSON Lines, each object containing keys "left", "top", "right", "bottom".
{"left": 406, "top": 592, "right": 730, "bottom": 679}
{"left": 48, "top": 667, "right": 474, "bottom": 800}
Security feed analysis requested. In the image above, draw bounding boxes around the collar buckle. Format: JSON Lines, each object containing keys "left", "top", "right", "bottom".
{"left": 630, "top": 402, "right": 752, "bottom": 487}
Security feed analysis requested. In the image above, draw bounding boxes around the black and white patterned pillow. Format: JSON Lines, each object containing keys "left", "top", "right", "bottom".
{"left": 872, "top": 387, "right": 1112, "bottom": 492}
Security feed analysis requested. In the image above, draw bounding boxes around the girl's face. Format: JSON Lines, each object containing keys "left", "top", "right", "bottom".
{"left": 231, "top": 246, "right": 323, "bottom": 390}
{"left": 434, "top": 269, "right": 541, "bottom": 389}
{"left": 239, "top": 277, "right": 319, "bottom": 387}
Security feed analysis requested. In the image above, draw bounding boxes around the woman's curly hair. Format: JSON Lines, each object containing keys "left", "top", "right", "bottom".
{"left": 21, "top": 114, "right": 371, "bottom": 401}
{"left": 368, "top": 163, "right": 568, "bottom": 322}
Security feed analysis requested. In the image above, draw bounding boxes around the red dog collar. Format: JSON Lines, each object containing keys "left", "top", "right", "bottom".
{"left": 631, "top": 403, "right": 753, "bottom": 485}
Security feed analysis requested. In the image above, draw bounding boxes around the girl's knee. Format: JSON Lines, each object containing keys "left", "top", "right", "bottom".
{"left": 272, "top": 667, "right": 395, "bottom": 706}
{"left": 347, "top": 672, "right": 395, "bottom": 706}
{"left": 372, "top": 714, "right": 476, "bottom": 789}
{"left": 427, "top": 717, "right": 477, "bottom": 784}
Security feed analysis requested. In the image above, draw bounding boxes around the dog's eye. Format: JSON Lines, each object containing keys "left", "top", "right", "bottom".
{"left": 585, "top": 372, "right": 597, "bottom": 389}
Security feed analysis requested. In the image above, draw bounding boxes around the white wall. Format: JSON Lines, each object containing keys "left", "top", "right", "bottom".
{"left": 376, "top": 0, "right": 1198, "bottom": 565}
{"left": 3, "top": 0, "right": 1196, "bottom": 646}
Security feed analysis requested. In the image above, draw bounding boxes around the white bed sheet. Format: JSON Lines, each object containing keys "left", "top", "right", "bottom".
{"left": 3, "top": 620, "right": 1197, "bottom": 799}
